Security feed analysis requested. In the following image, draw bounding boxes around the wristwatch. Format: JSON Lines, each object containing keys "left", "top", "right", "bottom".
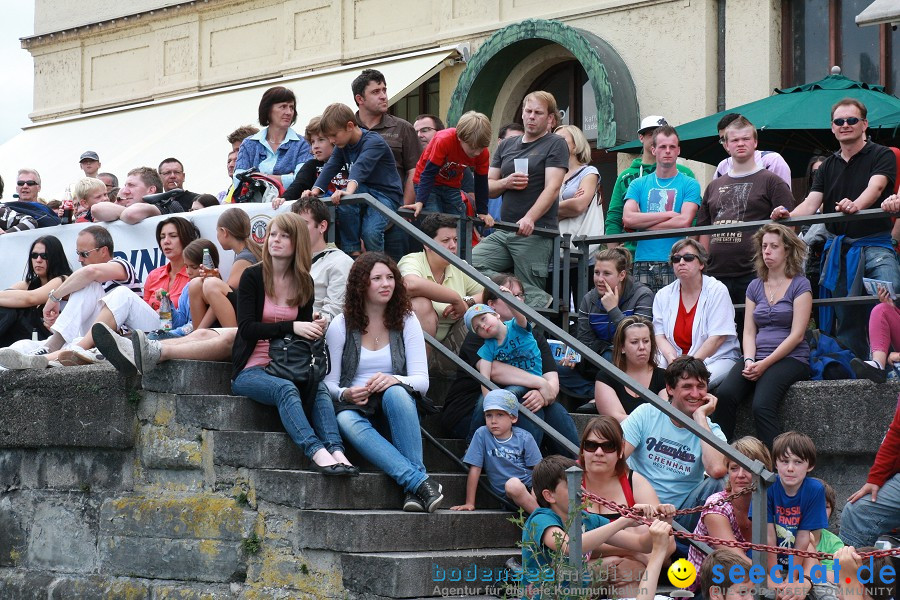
{"left": 48, "top": 289, "right": 62, "bottom": 303}
{"left": 464, "top": 296, "right": 475, "bottom": 307}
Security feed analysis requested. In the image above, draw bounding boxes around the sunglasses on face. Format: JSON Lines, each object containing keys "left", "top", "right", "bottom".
{"left": 582, "top": 439, "right": 617, "bottom": 454}
{"left": 833, "top": 117, "right": 861, "bottom": 126}
{"left": 17, "top": 180, "right": 38, "bottom": 187}
{"left": 30, "top": 252, "right": 48, "bottom": 260}
{"left": 671, "top": 253, "right": 699, "bottom": 264}
{"left": 76, "top": 248, "right": 100, "bottom": 258}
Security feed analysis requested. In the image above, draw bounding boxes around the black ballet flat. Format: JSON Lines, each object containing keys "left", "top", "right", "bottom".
{"left": 308, "top": 463, "right": 358, "bottom": 476}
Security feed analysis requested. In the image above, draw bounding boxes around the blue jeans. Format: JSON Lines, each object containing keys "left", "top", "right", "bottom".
{"left": 336, "top": 385, "right": 427, "bottom": 492}
{"left": 835, "top": 246, "right": 900, "bottom": 359}
{"left": 420, "top": 184, "right": 466, "bottom": 217}
{"left": 232, "top": 368, "right": 343, "bottom": 458}
{"left": 839, "top": 473, "right": 900, "bottom": 547}
{"left": 467, "top": 385, "right": 580, "bottom": 457}
{"left": 334, "top": 184, "right": 401, "bottom": 256}
{"left": 673, "top": 476, "right": 725, "bottom": 558}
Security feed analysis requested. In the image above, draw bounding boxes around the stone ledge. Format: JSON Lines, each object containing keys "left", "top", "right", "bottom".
{"left": 141, "top": 360, "right": 232, "bottom": 395}
{"left": 0, "top": 364, "right": 136, "bottom": 449}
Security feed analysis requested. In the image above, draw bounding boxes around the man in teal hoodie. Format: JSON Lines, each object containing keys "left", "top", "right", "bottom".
{"left": 605, "top": 116, "right": 695, "bottom": 253}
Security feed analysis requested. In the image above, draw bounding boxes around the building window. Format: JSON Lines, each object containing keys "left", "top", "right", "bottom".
{"left": 390, "top": 74, "right": 440, "bottom": 123}
{"left": 784, "top": 0, "right": 897, "bottom": 93}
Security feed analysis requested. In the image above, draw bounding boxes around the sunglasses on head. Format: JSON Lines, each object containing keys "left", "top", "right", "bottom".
{"left": 30, "top": 252, "right": 48, "bottom": 260}
{"left": 582, "top": 439, "right": 617, "bottom": 454}
{"left": 832, "top": 117, "right": 861, "bottom": 126}
{"left": 17, "top": 180, "right": 38, "bottom": 187}
{"left": 671, "top": 253, "right": 698, "bottom": 264}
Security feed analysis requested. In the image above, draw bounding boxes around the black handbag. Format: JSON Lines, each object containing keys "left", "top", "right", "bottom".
{"left": 265, "top": 334, "right": 330, "bottom": 392}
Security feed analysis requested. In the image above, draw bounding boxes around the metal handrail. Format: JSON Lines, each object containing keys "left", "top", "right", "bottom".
{"left": 338, "top": 195, "right": 776, "bottom": 474}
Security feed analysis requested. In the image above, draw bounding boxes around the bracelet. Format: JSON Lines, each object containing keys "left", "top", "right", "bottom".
{"left": 743, "top": 357, "right": 755, "bottom": 364}
{"left": 48, "top": 289, "right": 62, "bottom": 303}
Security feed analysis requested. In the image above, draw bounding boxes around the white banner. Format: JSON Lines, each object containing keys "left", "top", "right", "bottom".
{"left": 0, "top": 203, "right": 288, "bottom": 290}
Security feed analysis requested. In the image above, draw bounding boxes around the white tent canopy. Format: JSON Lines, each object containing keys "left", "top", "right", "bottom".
{"left": 0, "top": 46, "right": 460, "bottom": 199}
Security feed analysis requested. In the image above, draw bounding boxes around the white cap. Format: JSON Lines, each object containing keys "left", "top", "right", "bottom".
{"left": 638, "top": 116, "right": 668, "bottom": 134}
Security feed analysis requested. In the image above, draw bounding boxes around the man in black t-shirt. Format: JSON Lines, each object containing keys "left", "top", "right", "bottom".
{"left": 157, "top": 158, "right": 200, "bottom": 213}
{"left": 772, "top": 98, "right": 899, "bottom": 358}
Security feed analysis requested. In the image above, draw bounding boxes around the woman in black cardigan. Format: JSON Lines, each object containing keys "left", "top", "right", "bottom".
{"left": 232, "top": 212, "right": 355, "bottom": 476}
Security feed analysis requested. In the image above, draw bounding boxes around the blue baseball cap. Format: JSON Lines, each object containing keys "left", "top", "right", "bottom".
{"left": 464, "top": 303, "right": 497, "bottom": 334}
{"left": 483, "top": 389, "right": 518, "bottom": 418}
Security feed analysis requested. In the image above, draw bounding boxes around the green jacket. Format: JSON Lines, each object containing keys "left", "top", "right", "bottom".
{"left": 604, "top": 158, "right": 696, "bottom": 254}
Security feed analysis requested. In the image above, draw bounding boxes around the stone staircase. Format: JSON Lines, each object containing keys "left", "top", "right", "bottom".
{"left": 141, "top": 359, "right": 521, "bottom": 599}
{"left": 1, "top": 359, "right": 897, "bottom": 598}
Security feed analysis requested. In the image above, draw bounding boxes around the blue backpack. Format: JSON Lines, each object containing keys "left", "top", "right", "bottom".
{"left": 4, "top": 201, "right": 61, "bottom": 228}
{"left": 806, "top": 329, "right": 856, "bottom": 380}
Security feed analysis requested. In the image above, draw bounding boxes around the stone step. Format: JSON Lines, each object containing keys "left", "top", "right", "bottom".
{"left": 341, "top": 547, "right": 517, "bottom": 598}
{"left": 253, "top": 470, "right": 505, "bottom": 510}
{"left": 296, "top": 510, "right": 520, "bottom": 552}
{"left": 210, "top": 430, "right": 469, "bottom": 473}
{"left": 168, "top": 393, "right": 283, "bottom": 432}
{"left": 142, "top": 359, "right": 232, "bottom": 395}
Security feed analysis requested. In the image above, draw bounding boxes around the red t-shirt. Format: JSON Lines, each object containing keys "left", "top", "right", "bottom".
{"left": 673, "top": 294, "right": 697, "bottom": 354}
{"left": 412, "top": 128, "right": 490, "bottom": 187}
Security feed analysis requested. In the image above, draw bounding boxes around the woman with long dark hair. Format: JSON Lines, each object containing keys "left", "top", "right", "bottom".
{"left": 325, "top": 252, "right": 444, "bottom": 512}
{"left": 232, "top": 212, "right": 354, "bottom": 475}
{"left": 0, "top": 236, "right": 72, "bottom": 346}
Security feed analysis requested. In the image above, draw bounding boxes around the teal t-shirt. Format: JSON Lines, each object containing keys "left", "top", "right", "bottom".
{"left": 624, "top": 172, "right": 701, "bottom": 263}
{"left": 477, "top": 319, "right": 542, "bottom": 376}
{"left": 521, "top": 507, "right": 609, "bottom": 587}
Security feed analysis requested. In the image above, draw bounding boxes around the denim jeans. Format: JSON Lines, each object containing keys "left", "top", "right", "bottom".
{"left": 673, "top": 476, "right": 725, "bottom": 558}
{"left": 232, "top": 368, "right": 343, "bottom": 458}
{"left": 420, "top": 184, "right": 466, "bottom": 217}
{"left": 839, "top": 473, "right": 900, "bottom": 547}
{"left": 336, "top": 385, "right": 427, "bottom": 493}
{"left": 834, "top": 245, "right": 900, "bottom": 359}
{"left": 333, "top": 184, "right": 401, "bottom": 257}
{"left": 467, "top": 385, "right": 580, "bottom": 457}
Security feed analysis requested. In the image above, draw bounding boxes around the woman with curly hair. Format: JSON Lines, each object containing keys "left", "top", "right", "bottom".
{"left": 232, "top": 212, "right": 356, "bottom": 475}
{"left": 0, "top": 235, "right": 72, "bottom": 346}
{"left": 713, "top": 223, "right": 812, "bottom": 448}
{"left": 325, "top": 252, "right": 444, "bottom": 512}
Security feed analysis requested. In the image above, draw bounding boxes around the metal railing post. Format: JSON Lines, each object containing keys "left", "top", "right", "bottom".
{"left": 566, "top": 465, "right": 583, "bottom": 589}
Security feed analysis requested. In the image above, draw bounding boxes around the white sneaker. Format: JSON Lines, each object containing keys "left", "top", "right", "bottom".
{"left": 0, "top": 347, "right": 49, "bottom": 369}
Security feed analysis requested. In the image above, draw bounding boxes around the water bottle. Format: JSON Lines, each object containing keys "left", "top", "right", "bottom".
{"left": 202, "top": 248, "right": 214, "bottom": 270}
{"left": 61, "top": 186, "right": 74, "bottom": 224}
{"left": 158, "top": 291, "right": 173, "bottom": 331}
{"left": 31, "top": 328, "right": 38, "bottom": 342}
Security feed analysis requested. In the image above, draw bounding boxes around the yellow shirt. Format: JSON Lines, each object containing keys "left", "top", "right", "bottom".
{"left": 398, "top": 251, "right": 483, "bottom": 340}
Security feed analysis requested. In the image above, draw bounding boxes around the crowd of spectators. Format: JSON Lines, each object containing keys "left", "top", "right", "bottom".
{"left": 0, "top": 68, "right": 897, "bottom": 598}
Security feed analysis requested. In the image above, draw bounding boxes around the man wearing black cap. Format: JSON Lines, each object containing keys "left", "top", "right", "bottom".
{"left": 605, "top": 116, "right": 696, "bottom": 252}
{"left": 79, "top": 151, "right": 101, "bottom": 179}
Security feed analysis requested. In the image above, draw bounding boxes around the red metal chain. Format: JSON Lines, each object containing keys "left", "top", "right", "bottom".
{"left": 579, "top": 487, "right": 900, "bottom": 560}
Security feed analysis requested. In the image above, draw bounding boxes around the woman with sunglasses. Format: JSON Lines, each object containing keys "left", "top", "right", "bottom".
{"left": 580, "top": 416, "right": 675, "bottom": 596}
{"left": 653, "top": 239, "right": 739, "bottom": 389}
{"left": 581, "top": 316, "right": 667, "bottom": 421}
{"left": 562, "top": 247, "right": 653, "bottom": 397}
{"left": 0, "top": 236, "right": 72, "bottom": 347}
{"left": 713, "top": 223, "right": 812, "bottom": 448}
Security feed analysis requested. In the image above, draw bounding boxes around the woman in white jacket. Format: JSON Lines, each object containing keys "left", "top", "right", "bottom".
{"left": 653, "top": 239, "right": 739, "bottom": 389}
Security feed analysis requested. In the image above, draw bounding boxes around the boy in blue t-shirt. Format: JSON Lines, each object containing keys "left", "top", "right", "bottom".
{"left": 303, "top": 102, "right": 404, "bottom": 256}
{"left": 450, "top": 389, "right": 542, "bottom": 513}
{"left": 520, "top": 455, "right": 652, "bottom": 599}
{"left": 765, "top": 431, "right": 828, "bottom": 588}
{"left": 464, "top": 303, "right": 542, "bottom": 398}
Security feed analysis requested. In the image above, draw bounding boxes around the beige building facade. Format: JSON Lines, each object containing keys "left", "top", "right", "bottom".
{"left": 12, "top": 0, "right": 785, "bottom": 195}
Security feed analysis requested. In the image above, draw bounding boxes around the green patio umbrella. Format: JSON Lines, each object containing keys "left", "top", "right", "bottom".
{"left": 609, "top": 74, "right": 900, "bottom": 174}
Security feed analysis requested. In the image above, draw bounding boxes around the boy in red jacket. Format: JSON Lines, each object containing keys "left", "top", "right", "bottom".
{"left": 839, "top": 394, "right": 900, "bottom": 547}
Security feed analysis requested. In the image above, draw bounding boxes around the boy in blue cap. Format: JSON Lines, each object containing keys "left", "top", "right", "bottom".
{"left": 464, "top": 302, "right": 543, "bottom": 398}
{"left": 451, "top": 388, "right": 542, "bottom": 513}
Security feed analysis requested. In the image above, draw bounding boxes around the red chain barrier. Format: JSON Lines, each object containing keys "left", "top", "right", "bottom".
{"left": 579, "top": 487, "right": 900, "bottom": 560}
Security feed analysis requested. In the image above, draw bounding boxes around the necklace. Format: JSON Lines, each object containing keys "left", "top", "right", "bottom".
{"left": 654, "top": 173, "right": 677, "bottom": 189}
{"left": 765, "top": 279, "right": 787, "bottom": 303}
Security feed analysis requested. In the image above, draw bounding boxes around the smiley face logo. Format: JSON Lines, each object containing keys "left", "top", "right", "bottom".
{"left": 667, "top": 558, "right": 697, "bottom": 588}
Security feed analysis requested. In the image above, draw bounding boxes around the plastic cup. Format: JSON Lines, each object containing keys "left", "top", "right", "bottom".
{"left": 514, "top": 158, "right": 528, "bottom": 174}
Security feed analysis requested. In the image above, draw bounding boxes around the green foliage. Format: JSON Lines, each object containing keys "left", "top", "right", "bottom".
{"left": 241, "top": 532, "right": 261, "bottom": 555}
{"left": 234, "top": 492, "right": 249, "bottom": 507}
